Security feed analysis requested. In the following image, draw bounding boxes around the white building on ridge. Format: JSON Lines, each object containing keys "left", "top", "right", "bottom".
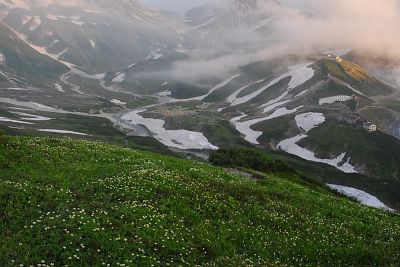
{"left": 319, "top": 95, "right": 353, "bottom": 105}
{"left": 363, "top": 123, "right": 377, "bottom": 132}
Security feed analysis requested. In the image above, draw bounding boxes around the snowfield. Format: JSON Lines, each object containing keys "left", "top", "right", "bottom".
{"left": 110, "top": 99, "right": 127, "bottom": 106}
{"left": 0, "top": 116, "right": 34, "bottom": 125}
{"left": 90, "top": 40, "right": 96, "bottom": 48}
{"left": 46, "top": 15, "right": 86, "bottom": 26}
{"left": 112, "top": 73, "right": 126, "bottom": 83}
{"left": 231, "top": 106, "right": 303, "bottom": 144}
{"left": 0, "top": 53, "right": 6, "bottom": 65}
{"left": 145, "top": 49, "right": 163, "bottom": 60}
{"left": 262, "top": 100, "right": 291, "bottom": 114}
{"left": 183, "top": 74, "right": 241, "bottom": 101}
{"left": 228, "top": 63, "right": 314, "bottom": 106}
{"left": 54, "top": 83, "right": 65, "bottom": 92}
{"left": 9, "top": 111, "right": 52, "bottom": 121}
{"left": 121, "top": 110, "right": 218, "bottom": 150}
{"left": 226, "top": 79, "right": 265, "bottom": 104}
{"left": 157, "top": 90, "right": 172, "bottom": 97}
{"left": 278, "top": 113, "right": 358, "bottom": 173}
{"left": 327, "top": 184, "right": 394, "bottom": 211}
{"left": 28, "top": 17, "right": 41, "bottom": 31}
{"left": 0, "top": 98, "right": 57, "bottom": 112}
{"left": 38, "top": 129, "right": 88, "bottom": 136}
{"left": 21, "top": 16, "right": 31, "bottom": 25}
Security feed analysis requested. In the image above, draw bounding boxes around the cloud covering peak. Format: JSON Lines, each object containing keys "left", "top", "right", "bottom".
{"left": 165, "top": 0, "right": 400, "bottom": 80}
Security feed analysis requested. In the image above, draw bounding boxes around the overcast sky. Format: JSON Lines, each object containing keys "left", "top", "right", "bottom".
{"left": 138, "top": 0, "right": 211, "bottom": 11}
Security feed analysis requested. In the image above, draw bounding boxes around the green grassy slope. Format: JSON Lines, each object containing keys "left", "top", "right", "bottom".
{"left": 0, "top": 137, "right": 399, "bottom": 266}
{"left": 320, "top": 59, "right": 393, "bottom": 97}
{"left": 299, "top": 120, "right": 400, "bottom": 180}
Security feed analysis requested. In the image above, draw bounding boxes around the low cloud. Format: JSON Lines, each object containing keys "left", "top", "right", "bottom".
{"left": 166, "top": 0, "right": 400, "bottom": 81}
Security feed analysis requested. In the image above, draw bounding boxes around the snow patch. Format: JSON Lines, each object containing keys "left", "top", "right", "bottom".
{"left": 327, "top": 184, "right": 394, "bottom": 211}
{"left": 231, "top": 106, "right": 303, "bottom": 144}
{"left": 0, "top": 53, "right": 6, "bottom": 65}
{"left": 157, "top": 90, "right": 172, "bottom": 97}
{"left": 145, "top": 49, "right": 163, "bottom": 60}
{"left": 21, "top": 16, "right": 31, "bottom": 25}
{"left": 128, "top": 63, "right": 137, "bottom": 68}
{"left": 0, "top": 116, "right": 33, "bottom": 125}
{"left": 190, "top": 18, "right": 214, "bottom": 31}
{"left": 0, "top": 88, "right": 29, "bottom": 91}
{"left": 46, "top": 15, "right": 85, "bottom": 26}
{"left": 226, "top": 79, "right": 265, "bottom": 105}
{"left": 277, "top": 113, "right": 358, "bottom": 173}
{"left": 252, "top": 18, "right": 273, "bottom": 31}
{"left": 54, "top": 83, "right": 65, "bottom": 92}
{"left": 70, "top": 20, "right": 84, "bottom": 26}
{"left": 31, "top": 102, "right": 56, "bottom": 111}
{"left": 38, "top": 129, "right": 88, "bottom": 136}
{"left": 7, "top": 107, "right": 34, "bottom": 112}
{"left": 229, "top": 63, "right": 314, "bottom": 106}
{"left": 28, "top": 17, "right": 41, "bottom": 31}
{"left": 121, "top": 110, "right": 218, "bottom": 150}
{"left": 10, "top": 111, "right": 52, "bottom": 121}
{"left": 183, "top": 74, "right": 241, "bottom": 102}
{"left": 112, "top": 73, "right": 126, "bottom": 83}
{"left": 263, "top": 100, "right": 291, "bottom": 114}
{"left": 110, "top": 99, "right": 126, "bottom": 106}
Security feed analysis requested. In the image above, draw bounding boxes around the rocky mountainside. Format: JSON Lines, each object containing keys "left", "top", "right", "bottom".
{"left": 1, "top": 0, "right": 182, "bottom": 73}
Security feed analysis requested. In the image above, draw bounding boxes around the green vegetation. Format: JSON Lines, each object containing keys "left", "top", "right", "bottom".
{"left": 0, "top": 111, "right": 174, "bottom": 156}
{"left": 0, "top": 137, "right": 399, "bottom": 266}
{"left": 299, "top": 120, "right": 400, "bottom": 180}
{"left": 0, "top": 23, "right": 68, "bottom": 82}
{"left": 384, "top": 99, "right": 400, "bottom": 113}
{"left": 320, "top": 59, "right": 392, "bottom": 97}
{"left": 310, "top": 80, "right": 354, "bottom": 100}
{"left": 210, "top": 147, "right": 293, "bottom": 173}
{"left": 171, "top": 83, "right": 208, "bottom": 99}
{"left": 255, "top": 116, "right": 295, "bottom": 147}
{"left": 127, "top": 96, "right": 158, "bottom": 109}
{"left": 360, "top": 107, "right": 397, "bottom": 129}
{"left": 163, "top": 109, "right": 250, "bottom": 148}
{"left": 0, "top": 128, "right": 5, "bottom": 145}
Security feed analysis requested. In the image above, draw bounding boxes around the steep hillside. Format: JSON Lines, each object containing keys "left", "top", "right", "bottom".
{"left": 299, "top": 119, "right": 400, "bottom": 180}
{"left": 0, "top": 21, "right": 69, "bottom": 84}
{"left": 2, "top": 0, "right": 181, "bottom": 73}
{"left": 0, "top": 136, "right": 399, "bottom": 266}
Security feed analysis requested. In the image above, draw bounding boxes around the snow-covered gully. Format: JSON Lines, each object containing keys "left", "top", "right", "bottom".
{"left": 231, "top": 106, "right": 303, "bottom": 145}
{"left": 278, "top": 112, "right": 358, "bottom": 173}
{"left": 228, "top": 63, "right": 314, "bottom": 106}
